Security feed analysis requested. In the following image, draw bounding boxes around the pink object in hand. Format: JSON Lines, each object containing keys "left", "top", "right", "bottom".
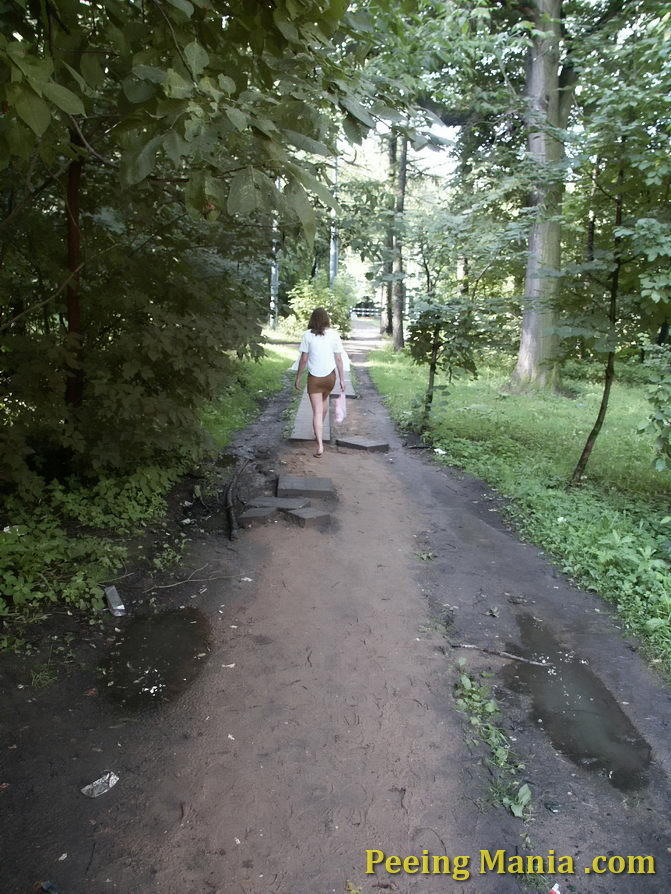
{"left": 334, "top": 391, "right": 347, "bottom": 424}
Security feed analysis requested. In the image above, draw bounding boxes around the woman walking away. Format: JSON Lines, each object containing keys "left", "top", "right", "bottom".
{"left": 294, "top": 307, "right": 345, "bottom": 457}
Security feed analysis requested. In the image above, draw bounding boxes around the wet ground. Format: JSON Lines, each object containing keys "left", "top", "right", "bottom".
{"left": 99, "top": 608, "right": 212, "bottom": 711}
{"left": 505, "top": 615, "right": 651, "bottom": 793}
{"left": 1, "top": 320, "right": 670, "bottom": 893}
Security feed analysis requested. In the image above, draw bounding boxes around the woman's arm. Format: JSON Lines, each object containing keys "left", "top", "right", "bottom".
{"left": 334, "top": 352, "right": 345, "bottom": 391}
{"left": 294, "top": 352, "right": 308, "bottom": 390}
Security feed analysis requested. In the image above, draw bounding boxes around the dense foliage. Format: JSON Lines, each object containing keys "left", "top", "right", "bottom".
{"left": 283, "top": 272, "right": 356, "bottom": 337}
{"left": 0, "top": 0, "right": 399, "bottom": 495}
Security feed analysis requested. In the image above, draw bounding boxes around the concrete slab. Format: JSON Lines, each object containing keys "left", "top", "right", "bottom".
{"left": 277, "top": 476, "right": 336, "bottom": 498}
{"left": 331, "top": 371, "right": 356, "bottom": 398}
{"left": 288, "top": 391, "right": 331, "bottom": 442}
{"left": 248, "top": 496, "right": 311, "bottom": 510}
{"left": 283, "top": 507, "right": 331, "bottom": 528}
{"left": 335, "top": 437, "right": 389, "bottom": 453}
{"left": 238, "top": 507, "right": 278, "bottom": 527}
{"left": 287, "top": 367, "right": 356, "bottom": 441}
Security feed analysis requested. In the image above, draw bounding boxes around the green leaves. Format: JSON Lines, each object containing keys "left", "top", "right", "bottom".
{"left": 285, "top": 179, "right": 316, "bottom": 244}
{"left": 227, "top": 167, "right": 261, "bottom": 215}
{"left": 283, "top": 129, "right": 330, "bottom": 156}
{"left": 165, "top": 0, "right": 194, "bottom": 17}
{"left": 339, "top": 95, "right": 376, "bottom": 129}
{"left": 225, "top": 107, "right": 248, "bottom": 132}
{"left": 14, "top": 86, "right": 51, "bottom": 136}
{"left": 163, "top": 69, "right": 192, "bottom": 99}
{"left": 120, "top": 135, "right": 163, "bottom": 185}
{"left": 184, "top": 40, "right": 209, "bottom": 77}
{"left": 42, "top": 82, "right": 85, "bottom": 116}
{"left": 163, "top": 130, "right": 190, "bottom": 165}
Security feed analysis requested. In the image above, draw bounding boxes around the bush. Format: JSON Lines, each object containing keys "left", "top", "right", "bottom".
{"left": 563, "top": 357, "right": 650, "bottom": 386}
{"left": 639, "top": 344, "right": 671, "bottom": 471}
{"left": 281, "top": 273, "right": 356, "bottom": 338}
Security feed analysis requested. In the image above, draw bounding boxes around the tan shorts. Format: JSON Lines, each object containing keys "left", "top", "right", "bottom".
{"left": 307, "top": 369, "right": 336, "bottom": 396}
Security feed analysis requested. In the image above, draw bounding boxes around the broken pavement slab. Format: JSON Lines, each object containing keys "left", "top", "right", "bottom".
{"left": 335, "top": 437, "right": 389, "bottom": 453}
{"left": 248, "top": 496, "right": 311, "bottom": 510}
{"left": 276, "top": 476, "right": 336, "bottom": 499}
{"left": 283, "top": 507, "right": 332, "bottom": 529}
{"left": 288, "top": 391, "right": 331, "bottom": 442}
{"left": 238, "top": 507, "right": 279, "bottom": 527}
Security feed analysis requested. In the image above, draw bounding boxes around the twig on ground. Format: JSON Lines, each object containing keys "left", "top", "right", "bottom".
{"left": 143, "top": 562, "right": 238, "bottom": 592}
{"left": 451, "top": 642, "right": 551, "bottom": 669}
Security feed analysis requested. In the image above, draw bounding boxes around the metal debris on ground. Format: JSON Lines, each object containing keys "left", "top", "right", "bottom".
{"left": 103, "top": 585, "right": 125, "bottom": 617}
{"left": 80, "top": 771, "right": 119, "bottom": 798}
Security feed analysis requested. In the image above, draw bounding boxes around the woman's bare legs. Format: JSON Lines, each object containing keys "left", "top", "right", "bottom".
{"left": 309, "top": 392, "right": 325, "bottom": 455}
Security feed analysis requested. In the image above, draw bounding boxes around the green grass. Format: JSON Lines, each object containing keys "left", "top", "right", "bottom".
{"left": 369, "top": 346, "right": 671, "bottom": 669}
{"left": 202, "top": 343, "right": 295, "bottom": 448}
{"left": 454, "top": 665, "right": 531, "bottom": 819}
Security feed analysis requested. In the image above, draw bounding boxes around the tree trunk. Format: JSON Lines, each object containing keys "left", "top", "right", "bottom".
{"left": 391, "top": 133, "right": 407, "bottom": 351}
{"left": 269, "top": 218, "right": 280, "bottom": 330}
{"left": 585, "top": 157, "right": 602, "bottom": 263}
{"left": 511, "top": 0, "right": 574, "bottom": 391}
{"left": 328, "top": 154, "right": 339, "bottom": 286}
{"left": 65, "top": 147, "right": 83, "bottom": 408}
{"left": 458, "top": 256, "right": 469, "bottom": 296}
{"left": 422, "top": 327, "right": 441, "bottom": 431}
{"left": 570, "top": 151, "right": 625, "bottom": 484}
{"left": 382, "top": 134, "right": 396, "bottom": 336}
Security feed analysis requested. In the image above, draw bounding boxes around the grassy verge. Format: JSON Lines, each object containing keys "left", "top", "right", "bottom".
{"left": 368, "top": 346, "right": 671, "bottom": 670}
{"left": 202, "top": 343, "right": 294, "bottom": 447}
{"left": 0, "top": 345, "right": 294, "bottom": 648}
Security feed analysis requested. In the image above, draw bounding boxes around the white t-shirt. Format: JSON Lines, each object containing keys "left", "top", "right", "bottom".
{"left": 298, "top": 328, "right": 344, "bottom": 377}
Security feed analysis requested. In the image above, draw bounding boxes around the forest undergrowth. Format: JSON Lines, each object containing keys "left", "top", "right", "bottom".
{"left": 369, "top": 346, "right": 671, "bottom": 672}
{"left": 0, "top": 345, "right": 294, "bottom": 651}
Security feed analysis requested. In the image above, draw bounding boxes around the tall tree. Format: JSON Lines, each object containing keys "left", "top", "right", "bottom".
{"left": 511, "top": 0, "right": 568, "bottom": 390}
{"left": 391, "top": 132, "right": 408, "bottom": 350}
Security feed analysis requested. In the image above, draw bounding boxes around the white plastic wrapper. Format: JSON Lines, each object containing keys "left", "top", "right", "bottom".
{"left": 81, "top": 771, "right": 119, "bottom": 798}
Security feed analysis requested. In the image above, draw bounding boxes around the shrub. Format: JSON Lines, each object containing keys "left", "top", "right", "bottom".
{"left": 282, "top": 273, "right": 356, "bottom": 338}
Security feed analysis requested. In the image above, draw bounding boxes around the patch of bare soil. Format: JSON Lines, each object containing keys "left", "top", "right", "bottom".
{"left": 1, "top": 321, "right": 670, "bottom": 894}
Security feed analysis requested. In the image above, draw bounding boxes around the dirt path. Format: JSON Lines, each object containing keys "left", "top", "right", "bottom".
{"left": 2, "top": 321, "right": 671, "bottom": 894}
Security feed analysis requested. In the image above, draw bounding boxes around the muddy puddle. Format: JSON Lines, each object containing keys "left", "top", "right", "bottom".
{"left": 99, "top": 608, "right": 211, "bottom": 710}
{"left": 504, "top": 615, "right": 651, "bottom": 791}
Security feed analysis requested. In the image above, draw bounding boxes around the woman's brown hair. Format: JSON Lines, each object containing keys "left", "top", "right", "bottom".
{"left": 308, "top": 307, "right": 330, "bottom": 336}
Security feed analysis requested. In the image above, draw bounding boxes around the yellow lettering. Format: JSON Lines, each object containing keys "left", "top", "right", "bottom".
{"left": 386, "top": 855, "right": 401, "bottom": 874}
{"left": 546, "top": 850, "right": 556, "bottom": 873}
{"left": 403, "top": 856, "right": 419, "bottom": 873}
{"left": 420, "top": 850, "right": 431, "bottom": 873}
{"left": 557, "top": 856, "right": 575, "bottom": 874}
{"left": 609, "top": 856, "right": 626, "bottom": 874}
{"left": 591, "top": 856, "right": 608, "bottom": 874}
{"left": 507, "top": 855, "right": 524, "bottom": 873}
{"left": 526, "top": 856, "right": 544, "bottom": 873}
{"left": 453, "top": 855, "right": 471, "bottom": 881}
{"left": 480, "top": 850, "right": 506, "bottom": 874}
{"left": 432, "top": 855, "right": 450, "bottom": 874}
{"left": 629, "top": 856, "right": 655, "bottom": 874}
{"left": 366, "top": 850, "right": 385, "bottom": 874}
